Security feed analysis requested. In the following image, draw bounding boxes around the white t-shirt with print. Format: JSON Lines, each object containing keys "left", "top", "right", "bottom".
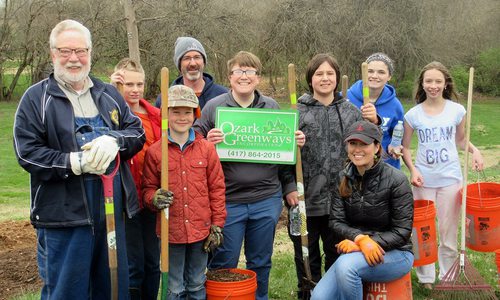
{"left": 404, "top": 100, "right": 465, "bottom": 188}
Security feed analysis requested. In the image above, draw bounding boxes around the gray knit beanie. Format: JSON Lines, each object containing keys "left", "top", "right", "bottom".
{"left": 366, "top": 53, "right": 394, "bottom": 75}
{"left": 173, "top": 37, "right": 207, "bottom": 71}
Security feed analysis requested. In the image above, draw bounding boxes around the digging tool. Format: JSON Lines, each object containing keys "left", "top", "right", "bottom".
{"left": 101, "top": 155, "right": 121, "bottom": 300}
{"left": 361, "top": 62, "right": 369, "bottom": 105}
{"left": 160, "top": 67, "right": 170, "bottom": 300}
{"left": 341, "top": 75, "right": 348, "bottom": 99}
{"left": 288, "top": 64, "right": 315, "bottom": 298}
{"left": 432, "top": 67, "right": 496, "bottom": 299}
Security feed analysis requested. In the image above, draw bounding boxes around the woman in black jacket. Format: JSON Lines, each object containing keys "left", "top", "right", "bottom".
{"left": 311, "top": 120, "right": 414, "bottom": 300}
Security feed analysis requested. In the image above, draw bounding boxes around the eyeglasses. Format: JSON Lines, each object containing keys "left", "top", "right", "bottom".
{"left": 54, "top": 48, "right": 89, "bottom": 58}
{"left": 230, "top": 69, "right": 259, "bottom": 77}
{"left": 181, "top": 55, "right": 204, "bottom": 63}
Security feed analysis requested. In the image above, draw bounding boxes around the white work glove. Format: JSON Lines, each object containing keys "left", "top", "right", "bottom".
{"left": 81, "top": 135, "right": 119, "bottom": 171}
{"left": 69, "top": 151, "right": 106, "bottom": 175}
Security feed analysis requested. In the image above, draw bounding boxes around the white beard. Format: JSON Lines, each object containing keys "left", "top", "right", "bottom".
{"left": 54, "top": 61, "right": 91, "bottom": 87}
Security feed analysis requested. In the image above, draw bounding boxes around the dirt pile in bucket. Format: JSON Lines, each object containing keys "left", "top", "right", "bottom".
{"left": 206, "top": 269, "right": 251, "bottom": 282}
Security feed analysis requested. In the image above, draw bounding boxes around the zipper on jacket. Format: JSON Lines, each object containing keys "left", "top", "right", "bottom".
{"left": 324, "top": 105, "right": 332, "bottom": 212}
{"left": 71, "top": 110, "right": 94, "bottom": 233}
{"left": 359, "top": 173, "right": 366, "bottom": 214}
{"left": 359, "top": 175, "right": 367, "bottom": 215}
{"left": 334, "top": 103, "right": 344, "bottom": 136}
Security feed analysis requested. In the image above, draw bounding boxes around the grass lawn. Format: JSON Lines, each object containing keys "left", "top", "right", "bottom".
{"left": 0, "top": 102, "right": 30, "bottom": 221}
{"left": 2, "top": 97, "right": 499, "bottom": 299}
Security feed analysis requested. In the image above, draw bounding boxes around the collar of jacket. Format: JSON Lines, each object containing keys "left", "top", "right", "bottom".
{"left": 172, "top": 72, "right": 215, "bottom": 94}
{"left": 225, "top": 90, "right": 264, "bottom": 108}
{"left": 343, "top": 159, "right": 383, "bottom": 182}
{"left": 298, "top": 92, "right": 345, "bottom": 106}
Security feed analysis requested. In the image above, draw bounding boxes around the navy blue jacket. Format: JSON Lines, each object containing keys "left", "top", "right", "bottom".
{"left": 13, "top": 74, "right": 145, "bottom": 228}
{"left": 155, "top": 73, "right": 227, "bottom": 109}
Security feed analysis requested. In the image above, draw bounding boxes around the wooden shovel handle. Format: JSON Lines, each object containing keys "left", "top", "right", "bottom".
{"left": 460, "top": 67, "right": 474, "bottom": 251}
{"left": 361, "top": 62, "right": 369, "bottom": 105}
{"left": 160, "top": 67, "right": 169, "bottom": 273}
{"left": 342, "top": 75, "right": 348, "bottom": 99}
{"left": 288, "top": 64, "right": 297, "bottom": 108}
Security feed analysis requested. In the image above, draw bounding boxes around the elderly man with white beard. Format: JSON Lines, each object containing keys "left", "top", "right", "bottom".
{"left": 13, "top": 19, "right": 145, "bottom": 299}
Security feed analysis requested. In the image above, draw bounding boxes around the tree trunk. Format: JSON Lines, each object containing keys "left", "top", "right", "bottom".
{"left": 123, "top": 0, "right": 140, "bottom": 62}
{"left": 268, "top": 68, "right": 276, "bottom": 92}
{"left": 4, "top": 56, "right": 30, "bottom": 102}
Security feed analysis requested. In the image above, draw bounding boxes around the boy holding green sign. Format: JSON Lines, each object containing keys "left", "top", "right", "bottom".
{"left": 194, "top": 51, "right": 305, "bottom": 300}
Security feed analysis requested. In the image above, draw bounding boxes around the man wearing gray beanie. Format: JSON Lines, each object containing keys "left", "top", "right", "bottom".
{"left": 155, "top": 37, "right": 227, "bottom": 109}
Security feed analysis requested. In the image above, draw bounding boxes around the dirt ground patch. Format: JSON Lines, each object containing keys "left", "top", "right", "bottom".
{"left": 0, "top": 220, "right": 41, "bottom": 300}
{"left": 0, "top": 213, "right": 287, "bottom": 300}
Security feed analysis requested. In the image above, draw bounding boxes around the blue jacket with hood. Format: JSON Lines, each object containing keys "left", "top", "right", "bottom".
{"left": 155, "top": 72, "right": 227, "bottom": 109}
{"left": 347, "top": 80, "right": 404, "bottom": 169}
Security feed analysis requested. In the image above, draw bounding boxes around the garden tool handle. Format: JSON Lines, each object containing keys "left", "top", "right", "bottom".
{"left": 101, "top": 155, "right": 120, "bottom": 198}
{"left": 99, "top": 154, "right": 120, "bottom": 300}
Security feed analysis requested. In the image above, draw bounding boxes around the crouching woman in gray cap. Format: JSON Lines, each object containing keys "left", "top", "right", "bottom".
{"left": 311, "top": 120, "right": 414, "bottom": 300}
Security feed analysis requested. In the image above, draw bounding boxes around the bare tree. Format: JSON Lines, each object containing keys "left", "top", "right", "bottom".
{"left": 0, "top": 0, "right": 55, "bottom": 101}
{"left": 123, "top": 0, "right": 140, "bottom": 62}
{"left": 1, "top": 0, "right": 499, "bottom": 101}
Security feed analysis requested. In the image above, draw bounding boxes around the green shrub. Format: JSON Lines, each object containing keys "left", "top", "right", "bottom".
{"left": 475, "top": 48, "right": 500, "bottom": 96}
{"left": 394, "top": 78, "right": 415, "bottom": 101}
{"left": 450, "top": 65, "right": 469, "bottom": 95}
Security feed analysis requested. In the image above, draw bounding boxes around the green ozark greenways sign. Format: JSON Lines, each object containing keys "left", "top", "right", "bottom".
{"left": 215, "top": 107, "right": 298, "bottom": 164}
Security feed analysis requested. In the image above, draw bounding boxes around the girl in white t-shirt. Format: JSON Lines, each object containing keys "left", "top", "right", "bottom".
{"left": 401, "top": 61, "right": 484, "bottom": 289}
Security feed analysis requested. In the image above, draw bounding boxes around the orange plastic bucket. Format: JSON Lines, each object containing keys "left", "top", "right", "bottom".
{"left": 206, "top": 268, "right": 257, "bottom": 300}
{"left": 462, "top": 182, "right": 500, "bottom": 252}
{"left": 363, "top": 272, "right": 412, "bottom": 300}
{"left": 411, "top": 200, "right": 438, "bottom": 267}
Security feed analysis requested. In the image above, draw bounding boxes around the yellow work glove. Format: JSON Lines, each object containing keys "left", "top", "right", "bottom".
{"left": 355, "top": 235, "right": 385, "bottom": 266}
{"left": 336, "top": 239, "right": 361, "bottom": 254}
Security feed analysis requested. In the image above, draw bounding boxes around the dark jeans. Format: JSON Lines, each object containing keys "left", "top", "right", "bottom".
{"left": 125, "top": 208, "right": 160, "bottom": 299}
{"left": 168, "top": 241, "right": 207, "bottom": 300}
{"left": 209, "top": 192, "right": 283, "bottom": 300}
{"left": 37, "top": 174, "right": 129, "bottom": 299}
{"left": 288, "top": 214, "right": 339, "bottom": 294}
